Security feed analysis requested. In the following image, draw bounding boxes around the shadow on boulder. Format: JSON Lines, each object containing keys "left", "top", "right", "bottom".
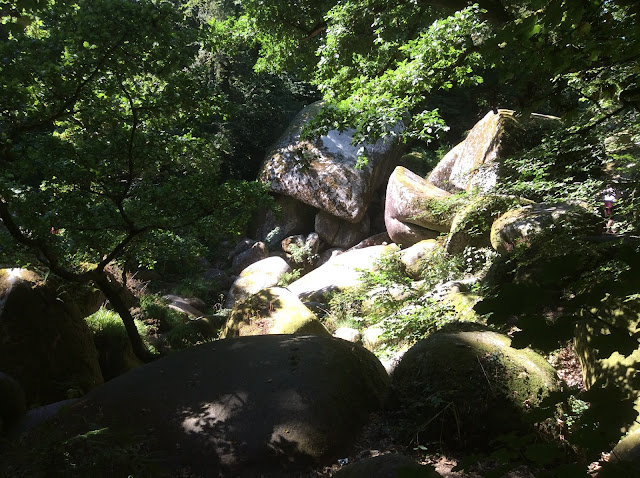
{"left": 3, "top": 334, "right": 389, "bottom": 477}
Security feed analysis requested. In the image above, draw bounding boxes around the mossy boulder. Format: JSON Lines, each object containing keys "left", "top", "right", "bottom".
{"left": 91, "top": 327, "right": 143, "bottom": 381}
{"left": 574, "top": 296, "right": 640, "bottom": 443}
{"left": 443, "top": 282, "right": 480, "bottom": 321}
{"left": 259, "top": 101, "right": 403, "bottom": 223}
{"left": 606, "top": 428, "right": 640, "bottom": 476}
{"left": 446, "top": 195, "right": 534, "bottom": 254}
{"left": 221, "top": 287, "right": 329, "bottom": 338}
{"left": 9, "top": 335, "right": 389, "bottom": 477}
{"left": 490, "top": 202, "right": 602, "bottom": 254}
{"left": 399, "top": 239, "right": 440, "bottom": 279}
{"left": 332, "top": 454, "right": 442, "bottom": 478}
{"left": 0, "top": 269, "right": 103, "bottom": 406}
{"left": 574, "top": 296, "right": 640, "bottom": 392}
{"left": 389, "top": 324, "right": 558, "bottom": 448}
{"left": 428, "top": 109, "right": 559, "bottom": 194}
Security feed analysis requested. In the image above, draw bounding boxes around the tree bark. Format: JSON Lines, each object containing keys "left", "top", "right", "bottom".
{"left": 93, "top": 273, "right": 156, "bottom": 363}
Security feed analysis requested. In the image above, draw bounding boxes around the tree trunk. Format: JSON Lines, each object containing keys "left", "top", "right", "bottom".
{"left": 94, "top": 273, "right": 156, "bottom": 363}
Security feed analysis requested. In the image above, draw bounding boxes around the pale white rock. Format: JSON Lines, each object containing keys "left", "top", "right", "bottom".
{"left": 259, "top": 102, "right": 403, "bottom": 223}
{"left": 333, "top": 327, "right": 362, "bottom": 343}
{"left": 287, "top": 244, "right": 398, "bottom": 303}
{"left": 225, "top": 256, "right": 292, "bottom": 309}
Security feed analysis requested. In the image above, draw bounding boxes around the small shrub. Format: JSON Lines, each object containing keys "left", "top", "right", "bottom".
{"left": 165, "top": 321, "right": 212, "bottom": 349}
{"left": 139, "top": 294, "right": 183, "bottom": 331}
{"left": 85, "top": 307, "right": 156, "bottom": 354}
{"left": 278, "top": 268, "right": 302, "bottom": 287}
{"left": 326, "top": 249, "right": 472, "bottom": 352}
{"left": 287, "top": 240, "right": 318, "bottom": 267}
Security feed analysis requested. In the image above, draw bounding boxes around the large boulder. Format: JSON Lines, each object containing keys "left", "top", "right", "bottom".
{"left": 225, "top": 256, "right": 292, "bottom": 308}
{"left": 315, "top": 210, "right": 371, "bottom": 249}
{"left": 259, "top": 102, "right": 403, "bottom": 223}
{"left": 287, "top": 244, "right": 398, "bottom": 303}
{"left": 13, "top": 335, "right": 390, "bottom": 477}
{"left": 389, "top": 324, "right": 558, "bottom": 448}
{"left": 0, "top": 269, "right": 103, "bottom": 406}
{"left": 428, "top": 109, "right": 559, "bottom": 193}
{"left": 221, "top": 287, "right": 329, "bottom": 338}
{"left": 606, "top": 428, "right": 640, "bottom": 476}
{"left": 574, "top": 296, "right": 640, "bottom": 436}
{"left": 490, "top": 202, "right": 602, "bottom": 254}
{"left": 385, "top": 166, "right": 454, "bottom": 247}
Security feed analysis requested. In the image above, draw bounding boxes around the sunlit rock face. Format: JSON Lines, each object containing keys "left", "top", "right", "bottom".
{"left": 384, "top": 166, "right": 450, "bottom": 247}
{"left": 287, "top": 244, "right": 398, "bottom": 303}
{"left": 428, "top": 109, "right": 559, "bottom": 194}
{"left": 48, "top": 334, "right": 389, "bottom": 476}
{"left": 221, "top": 287, "right": 329, "bottom": 338}
{"left": 259, "top": 102, "right": 404, "bottom": 223}
{"left": 225, "top": 256, "right": 291, "bottom": 309}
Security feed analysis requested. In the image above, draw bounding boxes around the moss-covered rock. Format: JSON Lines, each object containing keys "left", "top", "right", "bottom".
{"left": 606, "top": 428, "right": 640, "bottom": 476}
{"left": 428, "top": 109, "right": 559, "bottom": 194}
{"left": 0, "top": 371, "right": 26, "bottom": 432}
{"left": 399, "top": 239, "right": 440, "bottom": 279}
{"left": 389, "top": 324, "right": 558, "bottom": 448}
{"left": 574, "top": 295, "right": 640, "bottom": 448}
{"left": 490, "top": 202, "right": 602, "bottom": 254}
{"left": 446, "top": 195, "right": 534, "bottom": 254}
{"left": 0, "top": 269, "right": 103, "bottom": 406}
{"left": 443, "top": 284, "right": 480, "bottom": 322}
{"left": 222, "top": 287, "right": 329, "bottom": 338}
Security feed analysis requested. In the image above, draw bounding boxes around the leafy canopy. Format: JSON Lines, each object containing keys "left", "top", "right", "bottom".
{"left": 0, "top": 0, "right": 268, "bottom": 277}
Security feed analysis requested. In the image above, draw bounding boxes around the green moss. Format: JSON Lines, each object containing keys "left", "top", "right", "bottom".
{"left": 390, "top": 325, "right": 557, "bottom": 448}
{"left": 222, "top": 287, "right": 328, "bottom": 338}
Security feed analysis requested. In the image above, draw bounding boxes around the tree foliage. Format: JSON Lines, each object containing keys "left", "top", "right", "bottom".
{"left": 230, "top": 0, "right": 639, "bottom": 147}
{"left": 0, "top": 0, "right": 274, "bottom": 359}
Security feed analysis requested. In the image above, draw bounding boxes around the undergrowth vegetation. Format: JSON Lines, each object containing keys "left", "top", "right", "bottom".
{"left": 323, "top": 245, "right": 496, "bottom": 355}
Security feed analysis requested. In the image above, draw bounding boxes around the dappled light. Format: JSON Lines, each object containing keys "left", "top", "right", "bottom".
{"left": 1, "top": 0, "right": 639, "bottom": 476}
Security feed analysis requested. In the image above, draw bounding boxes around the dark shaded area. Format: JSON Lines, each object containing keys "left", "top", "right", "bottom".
{"left": 2, "top": 334, "right": 389, "bottom": 477}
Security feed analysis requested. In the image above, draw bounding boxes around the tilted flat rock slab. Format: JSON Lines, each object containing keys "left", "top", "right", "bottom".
{"left": 287, "top": 244, "right": 398, "bottom": 302}
{"left": 428, "top": 109, "right": 559, "bottom": 194}
{"left": 385, "top": 166, "right": 450, "bottom": 246}
{"left": 259, "top": 102, "right": 402, "bottom": 223}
